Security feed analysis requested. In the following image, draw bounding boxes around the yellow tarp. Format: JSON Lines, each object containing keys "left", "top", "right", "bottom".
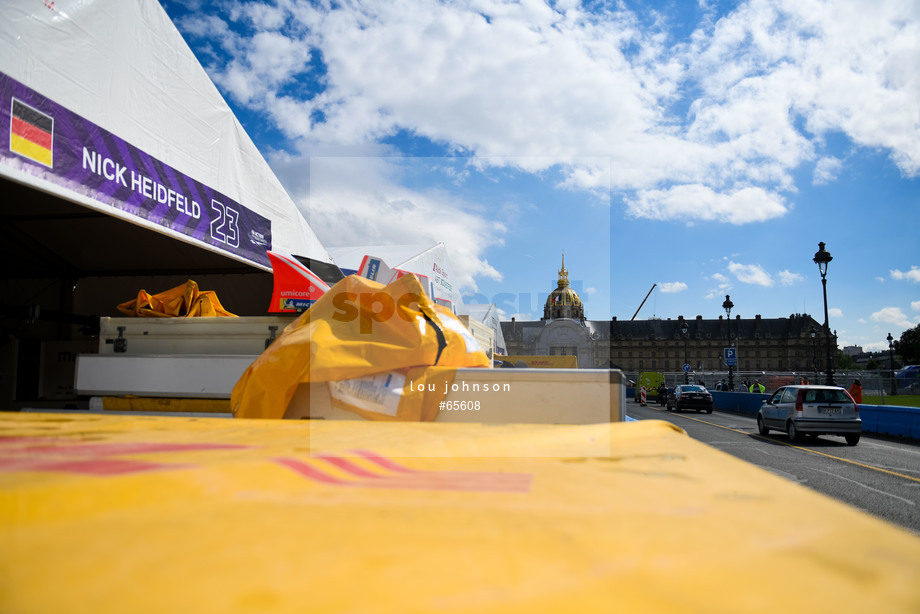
{"left": 1, "top": 412, "right": 918, "bottom": 613}
{"left": 117, "top": 279, "right": 236, "bottom": 317}
{"left": 232, "top": 273, "right": 489, "bottom": 420}
{"left": 99, "top": 396, "right": 231, "bottom": 413}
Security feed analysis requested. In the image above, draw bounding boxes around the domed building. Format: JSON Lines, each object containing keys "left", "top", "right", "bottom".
{"left": 544, "top": 255, "right": 584, "bottom": 320}
{"left": 502, "top": 255, "right": 602, "bottom": 367}
{"left": 501, "top": 256, "right": 833, "bottom": 376}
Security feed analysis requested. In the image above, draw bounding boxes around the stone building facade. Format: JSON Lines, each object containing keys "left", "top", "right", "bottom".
{"left": 500, "top": 258, "right": 836, "bottom": 374}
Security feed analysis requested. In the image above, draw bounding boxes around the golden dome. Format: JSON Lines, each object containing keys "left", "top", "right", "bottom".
{"left": 544, "top": 254, "right": 584, "bottom": 320}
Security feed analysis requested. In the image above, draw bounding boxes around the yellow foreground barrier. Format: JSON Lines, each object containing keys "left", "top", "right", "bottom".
{"left": 1, "top": 412, "right": 918, "bottom": 613}
{"left": 98, "top": 396, "right": 232, "bottom": 413}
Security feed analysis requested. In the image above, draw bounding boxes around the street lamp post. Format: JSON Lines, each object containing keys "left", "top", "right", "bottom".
{"left": 887, "top": 333, "right": 897, "bottom": 396}
{"left": 681, "top": 321, "right": 689, "bottom": 384}
{"left": 810, "top": 326, "right": 817, "bottom": 377}
{"left": 722, "top": 295, "right": 734, "bottom": 391}
{"left": 813, "top": 242, "right": 835, "bottom": 385}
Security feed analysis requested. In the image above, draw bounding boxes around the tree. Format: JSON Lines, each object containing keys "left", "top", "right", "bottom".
{"left": 896, "top": 325, "right": 920, "bottom": 365}
{"left": 837, "top": 351, "right": 855, "bottom": 370}
{"left": 866, "top": 358, "right": 879, "bottom": 370}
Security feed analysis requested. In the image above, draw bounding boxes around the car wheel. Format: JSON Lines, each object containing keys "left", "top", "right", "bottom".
{"left": 705, "top": 408, "right": 712, "bottom": 414}
{"left": 845, "top": 433, "right": 860, "bottom": 446}
{"left": 757, "top": 415, "right": 769, "bottom": 435}
{"left": 787, "top": 421, "right": 803, "bottom": 443}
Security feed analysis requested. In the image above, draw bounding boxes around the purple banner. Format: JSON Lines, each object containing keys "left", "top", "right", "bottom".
{"left": 0, "top": 71, "right": 271, "bottom": 267}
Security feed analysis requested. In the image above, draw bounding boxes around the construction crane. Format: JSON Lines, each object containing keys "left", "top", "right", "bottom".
{"left": 631, "top": 283, "right": 656, "bottom": 320}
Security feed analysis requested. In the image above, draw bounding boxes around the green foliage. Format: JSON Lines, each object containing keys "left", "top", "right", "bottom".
{"left": 863, "top": 395, "right": 920, "bottom": 408}
{"left": 896, "top": 325, "right": 920, "bottom": 364}
{"left": 865, "top": 358, "right": 879, "bottom": 370}
{"left": 837, "top": 350, "right": 855, "bottom": 370}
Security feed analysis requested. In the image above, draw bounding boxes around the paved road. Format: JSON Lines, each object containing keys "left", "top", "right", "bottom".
{"left": 627, "top": 402, "right": 920, "bottom": 535}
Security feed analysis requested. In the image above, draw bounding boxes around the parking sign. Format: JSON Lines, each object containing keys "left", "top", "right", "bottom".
{"left": 724, "top": 348, "right": 737, "bottom": 367}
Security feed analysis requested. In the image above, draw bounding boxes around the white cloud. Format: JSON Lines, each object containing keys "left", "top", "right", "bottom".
{"left": 728, "top": 261, "right": 773, "bottom": 286}
{"left": 705, "top": 272, "right": 731, "bottom": 299}
{"left": 194, "top": 0, "right": 920, "bottom": 184}
{"left": 861, "top": 341, "right": 890, "bottom": 353}
{"left": 659, "top": 282, "right": 688, "bottom": 293}
{"left": 778, "top": 270, "right": 804, "bottom": 286}
{"left": 274, "top": 155, "right": 506, "bottom": 293}
{"left": 871, "top": 307, "right": 917, "bottom": 329}
{"left": 813, "top": 157, "right": 843, "bottom": 185}
{"left": 829, "top": 307, "right": 843, "bottom": 318}
{"left": 684, "top": 0, "right": 920, "bottom": 176}
{"left": 626, "top": 184, "right": 788, "bottom": 224}
{"left": 891, "top": 266, "right": 920, "bottom": 283}
{"left": 912, "top": 300, "right": 920, "bottom": 311}
{"left": 233, "top": 2, "right": 287, "bottom": 29}
{"left": 204, "top": 28, "right": 314, "bottom": 108}
{"left": 176, "top": 0, "right": 920, "bottom": 286}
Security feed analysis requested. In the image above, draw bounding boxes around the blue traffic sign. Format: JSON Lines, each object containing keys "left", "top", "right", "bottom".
{"left": 682, "top": 363, "right": 692, "bottom": 372}
{"left": 724, "top": 347, "right": 737, "bottom": 366}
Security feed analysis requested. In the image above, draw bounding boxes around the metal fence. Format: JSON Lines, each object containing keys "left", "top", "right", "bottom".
{"left": 624, "top": 370, "right": 919, "bottom": 400}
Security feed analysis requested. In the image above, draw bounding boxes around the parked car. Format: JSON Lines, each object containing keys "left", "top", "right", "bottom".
{"left": 757, "top": 385, "right": 861, "bottom": 445}
{"left": 666, "top": 385, "right": 713, "bottom": 413}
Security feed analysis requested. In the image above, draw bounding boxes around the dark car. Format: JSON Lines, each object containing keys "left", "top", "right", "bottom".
{"left": 666, "top": 385, "right": 713, "bottom": 413}
{"left": 757, "top": 385, "right": 861, "bottom": 445}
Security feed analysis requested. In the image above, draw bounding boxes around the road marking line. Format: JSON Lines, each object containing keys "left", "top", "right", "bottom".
{"left": 644, "top": 407, "right": 920, "bottom": 485}
{"left": 810, "top": 467, "right": 917, "bottom": 506}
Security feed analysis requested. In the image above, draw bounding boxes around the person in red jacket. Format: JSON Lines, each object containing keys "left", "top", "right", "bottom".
{"left": 849, "top": 379, "right": 863, "bottom": 404}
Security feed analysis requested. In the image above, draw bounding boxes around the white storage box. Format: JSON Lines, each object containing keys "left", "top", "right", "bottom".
{"left": 97, "top": 316, "right": 296, "bottom": 355}
{"left": 75, "top": 354, "right": 258, "bottom": 398}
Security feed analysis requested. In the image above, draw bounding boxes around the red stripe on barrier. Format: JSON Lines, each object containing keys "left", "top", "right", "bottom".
{"left": 0, "top": 455, "right": 184, "bottom": 476}
{"left": 275, "top": 453, "right": 533, "bottom": 493}
{"left": 0, "top": 437, "right": 249, "bottom": 477}
{"left": 315, "top": 455, "right": 385, "bottom": 478}
{"left": 350, "top": 449, "right": 418, "bottom": 473}
{"left": 273, "top": 457, "right": 349, "bottom": 484}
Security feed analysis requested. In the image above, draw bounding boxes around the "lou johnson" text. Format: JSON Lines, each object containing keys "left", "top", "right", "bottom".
{"left": 408, "top": 380, "right": 511, "bottom": 394}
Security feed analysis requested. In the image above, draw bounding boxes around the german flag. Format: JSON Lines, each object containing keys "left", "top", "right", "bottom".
{"left": 10, "top": 98, "right": 53, "bottom": 168}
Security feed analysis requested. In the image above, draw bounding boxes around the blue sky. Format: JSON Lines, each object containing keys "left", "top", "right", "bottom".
{"left": 160, "top": 0, "right": 919, "bottom": 352}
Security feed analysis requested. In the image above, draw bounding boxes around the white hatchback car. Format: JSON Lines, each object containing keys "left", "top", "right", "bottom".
{"left": 757, "top": 385, "right": 862, "bottom": 445}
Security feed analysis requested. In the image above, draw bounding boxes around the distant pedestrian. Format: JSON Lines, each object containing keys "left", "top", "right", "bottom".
{"left": 749, "top": 379, "right": 765, "bottom": 394}
{"left": 715, "top": 381, "right": 722, "bottom": 391}
{"left": 849, "top": 379, "right": 863, "bottom": 404}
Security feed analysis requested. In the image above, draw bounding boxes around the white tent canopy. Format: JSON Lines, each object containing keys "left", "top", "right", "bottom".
{"left": 0, "top": 0, "right": 335, "bottom": 407}
{"left": 0, "top": 0, "right": 329, "bottom": 274}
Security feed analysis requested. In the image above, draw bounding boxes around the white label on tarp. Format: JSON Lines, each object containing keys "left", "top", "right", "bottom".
{"left": 327, "top": 371, "right": 405, "bottom": 417}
